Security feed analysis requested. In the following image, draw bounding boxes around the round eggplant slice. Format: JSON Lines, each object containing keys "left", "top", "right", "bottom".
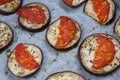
{"left": 46, "top": 16, "right": 81, "bottom": 50}
{"left": 114, "top": 17, "right": 120, "bottom": 37}
{"left": 84, "top": 0, "right": 115, "bottom": 25}
{"left": 0, "top": 21, "right": 13, "bottom": 51}
{"left": 18, "top": 2, "right": 50, "bottom": 32}
{"left": 46, "top": 71, "right": 85, "bottom": 80}
{"left": 0, "top": 0, "right": 23, "bottom": 15}
{"left": 79, "top": 33, "right": 120, "bottom": 74}
{"left": 63, "top": 0, "right": 85, "bottom": 7}
{"left": 8, "top": 43, "right": 43, "bottom": 77}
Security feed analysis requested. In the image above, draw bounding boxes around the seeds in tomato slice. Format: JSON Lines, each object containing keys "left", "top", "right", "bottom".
{"left": 55, "top": 16, "right": 77, "bottom": 48}
{"left": 92, "top": 35, "right": 116, "bottom": 69}
{"left": 92, "top": 0, "right": 110, "bottom": 24}
{"left": 15, "top": 43, "right": 40, "bottom": 70}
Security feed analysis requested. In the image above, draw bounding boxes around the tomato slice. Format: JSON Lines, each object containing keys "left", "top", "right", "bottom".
{"left": 55, "top": 16, "right": 77, "bottom": 48}
{"left": 15, "top": 43, "right": 40, "bottom": 70}
{"left": 17, "top": 6, "right": 46, "bottom": 24}
{"left": 0, "top": 0, "right": 13, "bottom": 5}
{"left": 92, "top": 35, "right": 116, "bottom": 69}
{"left": 64, "top": 0, "right": 73, "bottom": 6}
{"left": 92, "top": 0, "right": 110, "bottom": 24}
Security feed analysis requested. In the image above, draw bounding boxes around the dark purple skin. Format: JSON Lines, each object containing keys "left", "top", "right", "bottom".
{"left": 18, "top": 2, "right": 51, "bottom": 32}
{"left": 46, "top": 71, "right": 85, "bottom": 80}
{"left": 7, "top": 43, "right": 43, "bottom": 78}
{"left": 0, "top": 0, "right": 23, "bottom": 15}
{"left": 114, "top": 17, "right": 120, "bottom": 36}
{"left": 0, "top": 21, "right": 13, "bottom": 52}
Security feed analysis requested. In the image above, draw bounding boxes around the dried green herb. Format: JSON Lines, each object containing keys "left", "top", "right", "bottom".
{"left": 30, "top": 32, "right": 34, "bottom": 37}
{"left": 6, "top": 49, "right": 11, "bottom": 53}
{"left": 5, "top": 71, "right": 8, "bottom": 75}
{"left": 14, "top": 25, "right": 19, "bottom": 29}
{"left": 6, "top": 53, "right": 10, "bottom": 58}
{"left": 33, "top": 75, "right": 37, "bottom": 80}
{"left": 42, "top": 68, "right": 47, "bottom": 73}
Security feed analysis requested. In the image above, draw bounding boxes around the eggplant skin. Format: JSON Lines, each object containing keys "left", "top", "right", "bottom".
{"left": 63, "top": 0, "right": 85, "bottom": 8}
{"left": 46, "top": 18, "right": 81, "bottom": 51}
{"left": 114, "top": 17, "right": 120, "bottom": 37}
{"left": 7, "top": 44, "right": 43, "bottom": 77}
{"left": 0, "top": 21, "right": 13, "bottom": 52}
{"left": 18, "top": 15, "right": 50, "bottom": 32}
{"left": 84, "top": 0, "right": 115, "bottom": 25}
{"left": 18, "top": 2, "right": 50, "bottom": 32}
{"left": 0, "top": 0, "right": 23, "bottom": 15}
{"left": 46, "top": 71, "right": 85, "bottom": 80}
{"left": 78, "top": 33, "right": 120, "bottom": 75}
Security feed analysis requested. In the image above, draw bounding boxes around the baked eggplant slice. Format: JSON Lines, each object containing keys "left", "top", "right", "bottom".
{"left": 0, "top": 0, "right": 23, "bottom": 15}
{"left": 0, "top": 21, "right": 13, "bottom": 51}
{"left": 46, "top": 71, "right": 85, "bottom": 80}
{"left": 79, "top": 33, "right": 120, "bottom": 74}
{"left": 18, "top": 2, "right": 50, "bottom": 32}
{"left": 46, "top": 16, "right": 81, "bottom": 50}
{"left": 63, "top": 0, "right": 85, "bottom": 7}
{"left": 114, "top": 17, "right": 120, "bottom": 37}
{"left": 8, "top": 43, "right": 43, "bottom": 77}
{"left": 84, "top": 0, "right": 115, "bottom": 25}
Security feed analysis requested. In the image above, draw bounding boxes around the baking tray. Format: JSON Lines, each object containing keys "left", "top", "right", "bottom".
{"left": 0, "top": 0, "right": 120, "bottom": 80}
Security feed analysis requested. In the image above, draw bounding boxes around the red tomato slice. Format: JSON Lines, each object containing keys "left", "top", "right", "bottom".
{"left": 92, "top": 35, "right": 116, "bottom": 69}
{"left": 55, "top": 16, "right": 77, "bottom": 48}
{"left": 92, "top": 0, "right": 110, "bottom": 24}
{"left": 15, "top": 43, "right": 40, "bottom": 70}
{"left": 64, "top": 0, "right": 73, "bottom": 6}
{"left": 0, "top": 0, "right": 13, "bottom": 5}
{"left": 17, "top": 6, "right": 46, "bottom": 24}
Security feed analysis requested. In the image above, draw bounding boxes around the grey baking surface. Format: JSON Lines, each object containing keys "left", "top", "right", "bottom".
{"left": 0, "top": 0, "right": 120, "bottom": 80}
